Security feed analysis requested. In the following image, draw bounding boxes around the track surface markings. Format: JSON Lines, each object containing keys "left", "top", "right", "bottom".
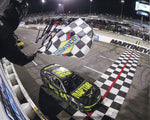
{"left": 83, "top": 49, "right": 140, "bottom": 120}
{"left": 39, "top": 49, "right": 140, "bottom": 120}
{"left": 84, "top": 66, "right": 103, "bottom": 75}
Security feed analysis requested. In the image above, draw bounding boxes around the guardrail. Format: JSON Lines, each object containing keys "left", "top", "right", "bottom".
{"left": 0, "top": 58, "right": 48, "bottom": 120}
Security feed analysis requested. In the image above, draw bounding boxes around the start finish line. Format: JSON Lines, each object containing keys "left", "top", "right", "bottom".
{"left": 110, "top": 39, "right": 150, "bottom": 55}
{"left": 94, "top": 33, "right": 150, "bottom": 55}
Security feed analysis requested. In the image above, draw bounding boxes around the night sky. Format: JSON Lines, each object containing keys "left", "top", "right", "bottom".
{"left": 28, "top": 0, "right": 148, "bottom": 19}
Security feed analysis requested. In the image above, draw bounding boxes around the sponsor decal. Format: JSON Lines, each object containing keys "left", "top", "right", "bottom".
{"left": 54, "top": 35, "right": 80, "bottom": 55}
{"left": 136, "top": 41, "right": 140, "bottom": 45}
{"left": 72, "top": 82, "right": 93, "bottom": 99}
{"left": 33, "top": 107, "right": 48, "bottom": 120}
{"left": 0, "top": 75, "right": 26, "bottom": 120}
{"left": 53, "top": 67, "right": 72, "bottom": 78}
{"left": 110, "top": 39, "right": 150, "bottom": 55}
{"left": 44, "top": 77, "right": 68, "bottom": 101}
{"left": 44, "top": 65, "right": 54, "bottom": 70}
{"left": 94, "top": 35, "right": 99, "bottom": 41}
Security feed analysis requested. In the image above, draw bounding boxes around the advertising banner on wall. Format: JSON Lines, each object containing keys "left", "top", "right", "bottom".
{"left": 0, "top": 64, "right": 29, "bottom": 120}
{"left": 96, "top": 34, "right": 150, "bottom": 55}
{"left": 135, "top": 0, "right": 150, "bottom": 17}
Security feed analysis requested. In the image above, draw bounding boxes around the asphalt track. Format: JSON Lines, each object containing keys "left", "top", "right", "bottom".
{"left": 14, "top": 28, "right": 150, "bottom": 120}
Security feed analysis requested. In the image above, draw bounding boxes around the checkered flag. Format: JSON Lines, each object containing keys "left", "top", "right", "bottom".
{"left": 38, "top": 18, "right": 94, "bottom": 58}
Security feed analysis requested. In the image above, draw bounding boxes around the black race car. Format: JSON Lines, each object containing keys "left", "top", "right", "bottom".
{"left": 40, "top": 64, "right": 102, "bottom": 113}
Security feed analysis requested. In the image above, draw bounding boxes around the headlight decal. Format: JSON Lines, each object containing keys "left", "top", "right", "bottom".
{"left": 84, "top": 96, "right": 101, "bottom": 109}
{"left": 44, "top": 65, "right": 54, "bottom": 70}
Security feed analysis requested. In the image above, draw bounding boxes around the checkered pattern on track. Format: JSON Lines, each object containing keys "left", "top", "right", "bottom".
{"left": 40, "top": 49, "right": 140, "bottom": 120}
{"left": 91, "top": 49, "right": 140, "bottom": 120}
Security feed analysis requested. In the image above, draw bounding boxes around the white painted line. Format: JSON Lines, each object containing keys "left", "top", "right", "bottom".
{"left": 84, "top": 66, "right": 103, "bottom": 75}
{"left": 1, "top": 58, "right": 48, "bottom": 120}
{"left": 99, "top": 55, "right": 115, "bottom": 62}
{"left": 32, "top": 60, "right": 38, "bottom": 66}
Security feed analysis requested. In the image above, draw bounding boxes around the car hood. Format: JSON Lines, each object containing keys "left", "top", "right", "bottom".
{"left": 71, "top": 82, "right": 101, "bottom": 106}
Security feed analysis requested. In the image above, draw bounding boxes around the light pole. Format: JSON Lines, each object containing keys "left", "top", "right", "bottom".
{"left": 42, "top": 0, "right": 45, "bottom": 4}
{"left": 89, "top": 0, "right": 93, "bottom": 15}
{"left": 41, "top": 0, "right": 45, "bottom": 13}
{"left": 57, "top": 0, "right": 64, "bottom": 14}
{"left": 58, "top": 3, "right": 64, "bottom": 14}
{"left": 120, "top": 0, "right": 125, "bottom": 19}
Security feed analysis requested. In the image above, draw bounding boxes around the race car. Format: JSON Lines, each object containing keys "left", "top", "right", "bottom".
{"left": 40, "top": 64, "right": 102, "bottom": 113}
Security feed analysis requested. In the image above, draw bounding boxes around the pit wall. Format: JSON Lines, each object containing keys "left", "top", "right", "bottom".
{"left": 93, "top": 33, "right": 150, "bottom": 55}
{"left": 0, "top": 58, "right": 47, "bottom": 120}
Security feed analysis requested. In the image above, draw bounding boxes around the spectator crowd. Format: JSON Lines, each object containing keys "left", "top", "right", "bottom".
{"left": 23, "top": 14, "right": 150, "bottom": 42}
{"left": 85, "top": 19, "right": 150, "bottom": 41}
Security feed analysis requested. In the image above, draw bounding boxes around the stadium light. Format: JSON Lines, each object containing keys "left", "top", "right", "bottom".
{"left": 58, "top": 2, "right": 64, "bottom": 14}
{"left": 58, "top": 3, "right": 62, "bottom": 7}
{"left": 120, "top": 0, "right": 125, "bottom": 19}
{"left": 42, "top": 0, "right": 45, "bottom": 4}
{"left": 121, "top": 0, "right": 124, "bottom": 3}
{"left": 89, "top": 0, "right": 93, "bottom": 15}
{"left": 41, "top": 0, "right": 46, "bottom": 13}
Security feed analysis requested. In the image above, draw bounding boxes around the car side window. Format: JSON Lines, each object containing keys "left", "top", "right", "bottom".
{"left": 51, "top": 77, "right": 60, "bottom": 87}
{"left": 54, "top": 78, "right": 60, "bottom": 86}
{"left": 52, "top": 77, "right": 65, "bottom": 92}
{"left": 46, "top": 74, "right": 52, "bottom": 80}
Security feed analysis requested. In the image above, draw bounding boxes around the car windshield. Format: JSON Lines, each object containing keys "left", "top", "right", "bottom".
{"left": 63, "top": 74, "right": 84, "bottom": 93}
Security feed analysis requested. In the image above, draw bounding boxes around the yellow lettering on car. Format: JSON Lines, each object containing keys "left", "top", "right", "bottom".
{"left": 48, "top": 83, "right": 59, "bottom": 95}
{"left": 53, "top": 67, "right": 72, "bottom": 78}
{"left": 44, "top": 77, "right": 68, "bottom": 100}
{"left": 55, "top": 71, "right": 62, "bottom": 75}
{"left": 45, "top": 77, "right": 59, "bottom": 95}
{"left": 72, "top": 82, "right": 93, "bottom": 99}
{"left": 59, "top": 90, "right": 68, "bottom": 101}
{"left": 88, "top": 91, "right": 93, "bottom": 98}
{"left": 59, "top": 71, "right": 72, "bottom": 77}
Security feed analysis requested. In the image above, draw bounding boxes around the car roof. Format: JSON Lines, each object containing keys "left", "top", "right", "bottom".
{"left": 43, "top": 64, "right": 74, "bottom": 81}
